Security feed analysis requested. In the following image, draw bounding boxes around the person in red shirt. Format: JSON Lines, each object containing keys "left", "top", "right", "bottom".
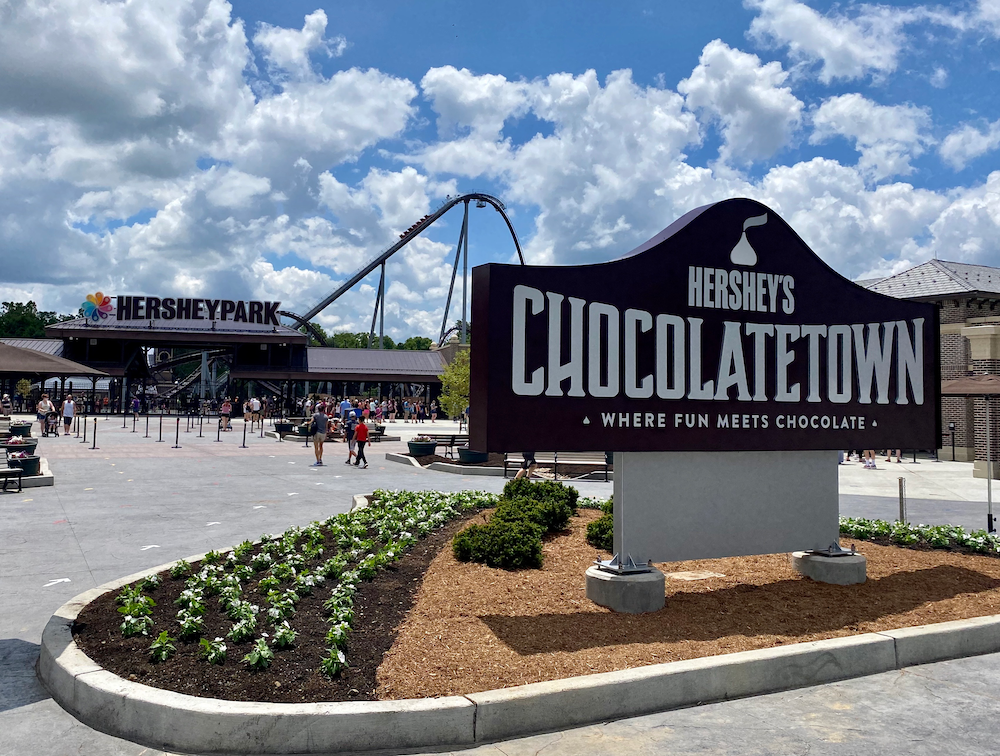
{"left": 353, "top": 420, "right": 369, "bottom": 469}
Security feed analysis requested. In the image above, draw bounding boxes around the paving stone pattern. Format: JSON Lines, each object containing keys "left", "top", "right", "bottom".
{"left": 3, "top": 414, "right": 1000, "bottom": 755}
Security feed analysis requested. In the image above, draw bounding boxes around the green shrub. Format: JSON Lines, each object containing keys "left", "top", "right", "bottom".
{"left": 502, "top": 478, "right": 579, "bottom": 513}
{"left": 586, "top": 512, "right": 614, "bottom": 552}
{"left": 492, "top": 496, "right": 573, "bottom": 532}
{"left": 452, "top": 518, "right": 543, "bottom": 569}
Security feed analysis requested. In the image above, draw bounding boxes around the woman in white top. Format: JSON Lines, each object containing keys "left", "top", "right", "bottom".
{"left": 61, "top": 394, "right": 76, "bottom": 436}
{"left": 36, "top": 393, "right": 55, "bottom": 436}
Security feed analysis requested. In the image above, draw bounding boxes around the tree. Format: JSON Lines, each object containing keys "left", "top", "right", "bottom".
{"left": 396, "top": 336, "right": 433, "bottom": 351}
{"left": 298, "top": 322, "right": 330, "bottom": 347}
{"left": 0, "top": 301, "right": 74, "bottom": 338}
{"left": 16, "top": 378, "right": 31, "bottom": 398}
{"left": 331, "top": 331, "right": 367, "bottom": 349}
{"left": 438, "top": 348, "right": 470, "bottom": 420}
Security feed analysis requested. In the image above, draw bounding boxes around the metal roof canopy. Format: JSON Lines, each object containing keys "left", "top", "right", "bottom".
{"left": 0, "top": 341, "right": 108, "bottom": 377}
{"left": 46, "top": 319, "right": 308, "bottom": 345}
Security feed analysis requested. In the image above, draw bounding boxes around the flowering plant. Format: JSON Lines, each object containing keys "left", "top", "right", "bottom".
{"left": 9, "top": 451, "right": 31, "bottom": 459}
{"left": 6, "top": 436, "right": 26, "bottom": 445}
{"left": 411, "top": 435, "right": 434, "bottom": 443}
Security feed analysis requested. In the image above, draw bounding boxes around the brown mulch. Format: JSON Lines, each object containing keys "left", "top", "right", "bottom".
{"left": 376, "top": 509, "right": 1000, "bottom": 699}
{"left": 73, "top": 517, "right": 473, "bottom": 703}
{"left": 72, "top": 507, "right": 1000, "bottom": 704}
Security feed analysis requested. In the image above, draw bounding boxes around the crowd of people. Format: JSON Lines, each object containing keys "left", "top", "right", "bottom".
{"left": 295, "top": 396, "right": 438, "bottom": 424}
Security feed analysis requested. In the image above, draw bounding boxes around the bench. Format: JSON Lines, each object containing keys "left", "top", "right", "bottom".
{"left": 0, "top": 467, "right": 23, "bottom": 493}
{"left": 369, "top": 425, "right": 386, "bottom": 443}
{"left": 422, "top": 434, "right": 470, "bottom": 459}
{"left": 504, "top": 451, "right": 612, "bottom": 481}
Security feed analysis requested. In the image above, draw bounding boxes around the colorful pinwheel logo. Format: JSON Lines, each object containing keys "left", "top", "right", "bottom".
{"left": 82, "top": 292, "right": 114, "bottom": 322}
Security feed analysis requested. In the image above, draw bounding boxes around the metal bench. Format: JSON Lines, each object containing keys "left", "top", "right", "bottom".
{"left": 0, "top": 467, "right": 23, "bottom": 493}
{"left": 504, "top": 451, "right": 612, "bottom": 481}
{"left": 369, "top": 425, "right": 386, "bottom": 442}
{"left": 422, "top": 434, "right": 470, "bottom": 459}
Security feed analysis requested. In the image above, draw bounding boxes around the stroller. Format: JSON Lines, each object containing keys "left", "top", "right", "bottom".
{"left": 43, "top": 411, "right": 60, "bottom": 437}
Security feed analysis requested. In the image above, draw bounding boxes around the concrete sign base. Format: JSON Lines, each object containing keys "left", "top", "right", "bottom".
{"left": 613, "top": 450, "right": 839, "bottom": 564}
{"left": 790, "top": 551, "right": 867, "bottom": 585}
{"left": 585, "top": 565, "right": 665, "bottom": 614}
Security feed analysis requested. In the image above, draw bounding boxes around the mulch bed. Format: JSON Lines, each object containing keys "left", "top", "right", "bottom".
{"left": 73, "top": 516, "right": 474, "bottom": 703}
{"left": 73, "top": 506, "right": 1000, "bottom": 704}
{"left": 377, "top": 510, "right": 1000, "bottom": 699}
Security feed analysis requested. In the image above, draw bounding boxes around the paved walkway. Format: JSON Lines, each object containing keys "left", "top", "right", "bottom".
{"left": 2, "top": 415, "right": 1000, "bottom": 755}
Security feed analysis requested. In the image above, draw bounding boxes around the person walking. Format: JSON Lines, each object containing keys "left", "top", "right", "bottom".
{"left": 310, "top": 402, "right": 330, "bottom": 466}
{"left": 514, "top": 451, "right": 537, "bottom": 480}
{"left": 863, "top": 449, "right": 877, "bottom": 469}
{"left": 36, "top": 393, "right": 54, "bottom": 436}
{"left": 354, "top": 418, "right": 369, "bottom": 468}
{"left": 220, "top": 398, "right": 232, "bottom": 431}
{"left": 885, "top": 448, "right": 902, "bottom": 463}
{"left": 61, "top": 394, "right": 76, "bottom": 436}
{"left": 344, "top": 414, "right": 357, "bottom": 465}
{"left": 1, "top": 394, "right": 12, "bottom": 416}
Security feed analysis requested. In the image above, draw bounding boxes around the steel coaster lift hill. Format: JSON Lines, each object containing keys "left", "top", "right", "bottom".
{"left": 280, "top": 193, "right": 525, "bottom": 348}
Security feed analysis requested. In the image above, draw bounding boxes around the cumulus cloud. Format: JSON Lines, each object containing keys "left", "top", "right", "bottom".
{"left": 253, "top": 10, "right": 346, "bottom": 81}
{"left": 744, "top": 0, "right": 971, "bottom": 84}
{"left": 810, "top": 94, "right": 933, "bottom": 181}
{"left": 4, "top": 0, "right": 1000, "bottom": 339}
{"left": 678, "top": 40, "right": 803, "bottom": 164}
{"left": 940, "top": 120, "right": 1000, "bottom": 170}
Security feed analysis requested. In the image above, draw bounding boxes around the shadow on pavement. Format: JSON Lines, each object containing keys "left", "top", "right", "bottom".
{"left": 0, "top": 638, "right": 50, "bottom": 713}
{"left": 480, "top": 564, "right": 1000, "bottom": 655}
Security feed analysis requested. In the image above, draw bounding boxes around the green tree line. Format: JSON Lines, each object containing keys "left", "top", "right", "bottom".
{"left": 0, "top": 301, "right": 77, "bottom": 338}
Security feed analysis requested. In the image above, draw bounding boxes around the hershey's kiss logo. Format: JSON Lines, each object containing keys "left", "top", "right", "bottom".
{"left": 729, "top": 213, "right": 767, "bottom": 266}
{"left": 583, "top": 416, "right": 591, "bottom": 425}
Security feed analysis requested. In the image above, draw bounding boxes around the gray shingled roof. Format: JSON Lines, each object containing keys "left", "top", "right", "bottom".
{"left": 865, "top": 260, "right": 1000, "bottom": 299}
{"left": 49, "top": 317, "right": 305, "bottom": 337}
{"left": 0, "top": 338, "right": 64, "bottom": 356}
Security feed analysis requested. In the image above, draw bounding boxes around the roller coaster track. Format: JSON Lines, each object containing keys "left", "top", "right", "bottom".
{"left": 296, "top": 192, "right": 524, "bottom": 325}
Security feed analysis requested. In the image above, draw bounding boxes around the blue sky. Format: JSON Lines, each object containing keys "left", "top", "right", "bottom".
{"left": 1, "top": 0, "right": 999, "bottom": 339}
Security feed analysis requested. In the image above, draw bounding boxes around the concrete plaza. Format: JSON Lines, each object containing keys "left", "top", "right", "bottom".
{"left": 3, "top": 413, "right": 1000, "bottom": 755}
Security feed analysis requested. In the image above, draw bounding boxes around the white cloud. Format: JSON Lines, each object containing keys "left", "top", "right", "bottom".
{"left": 253, "top": 10, "right": 345, "bottom": 81}
{"left": 940, "top": 120, "right": 1000, "bottom": 170}
{"left": 810, "top": 94, "right": 933, "bottom": 181}
{"left": 421, "top": 66, "right": 529, "bottom": 137}
{"left": 678, "top": 40, "right": 803, "bottom": 163}
{"left": 205, "top": 168, "right": 271, "bottom": 209}
{"left": 930, "top": 67, "right": 948, "bottom": 88}
{"left": 747, "top": 0, "right": 913, "bottom": 83}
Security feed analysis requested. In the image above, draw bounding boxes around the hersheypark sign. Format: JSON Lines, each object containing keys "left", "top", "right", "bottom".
{"left": 81, "top": 293, "right": 281, "bottom": 331}
{"left": 470, "top": 198, "right": 940, "bottom": 453}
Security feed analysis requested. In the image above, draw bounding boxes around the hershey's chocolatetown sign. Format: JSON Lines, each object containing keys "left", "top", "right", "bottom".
{"left": 471, "top": 198, "right": 940, "bottom": 453}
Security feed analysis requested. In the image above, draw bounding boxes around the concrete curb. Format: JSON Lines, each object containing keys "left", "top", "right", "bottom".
{"left": 384, "top": 451, "right": 422, "bottom": 467}
{"left": 37, "top": 560, "right": 1000, "bottom": 754}
{"left": 428, "top": 461, "right": 505, "bottom": 476}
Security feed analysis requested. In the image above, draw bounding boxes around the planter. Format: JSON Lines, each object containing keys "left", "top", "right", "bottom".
{"left": 9, "top": 423, "right": 32, "bottom": 437}
{"left": 8, "top": 455, "right": 40, "bottom": 476}
{"left": 3, "top": 439, "right": 38, "bottom": 455}
{"left": 275, "top": 421, "right": 294, "bottom": 434}
{"left": 457, "top": 447, "right": 489, "bottom": 464}
{"left": 407, "top": 441, "right": 437, "bottom": 457}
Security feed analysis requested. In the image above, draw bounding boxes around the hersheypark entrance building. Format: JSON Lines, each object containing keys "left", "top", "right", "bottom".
{"left": 32, "top": 293, "right": 449, "bottom": 411}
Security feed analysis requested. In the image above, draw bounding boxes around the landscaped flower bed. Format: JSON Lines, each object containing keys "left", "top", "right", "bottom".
{"left": 73, "top": 489, "right": 497, "bottom": 702}
{"left": 839, "top": 517, "right": 1000, "bottom": 555}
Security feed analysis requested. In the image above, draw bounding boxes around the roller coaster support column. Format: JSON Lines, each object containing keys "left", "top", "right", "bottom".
{"left": 379, "top": 262, "right": 385, "bottom": 349}
{"left": 439, "top": 203, "right": 468, "bottom": 345}
{"left": 461, "top": 199, "right": 469, "bottom": 344}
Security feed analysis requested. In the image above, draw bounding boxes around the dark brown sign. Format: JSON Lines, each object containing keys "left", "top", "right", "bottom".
{"left": 471, "top": 198, "right": 940, "bottom": 452}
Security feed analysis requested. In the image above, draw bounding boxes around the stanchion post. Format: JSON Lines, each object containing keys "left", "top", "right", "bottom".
{"left": 145, "top": 415, "right": 150, "bottom": 438}
{"left": 122, "top": 410, "right": 126, "bottom": 429}
{"left": 157, "top": 413, "right": 164, "bottom": 442}
{"left": 216, "top": 418, "right": 222, "bottom": 443}
{"left": 241, "top": 422, "right": 248, "bottom": 448}
{"left": 172, "top": 418, "right": 181, "bottom": 449}
{"left": 91, "top": 417, "right": 98, "bottom": 450}
{"left": 81, "top": 415, "right": 87, "bottom": 444}
{"left": 132, "top": 415, "right": 136, "bottom": 433}
{"left": 199, "top": 414, "right": 203, "bottom": 438}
